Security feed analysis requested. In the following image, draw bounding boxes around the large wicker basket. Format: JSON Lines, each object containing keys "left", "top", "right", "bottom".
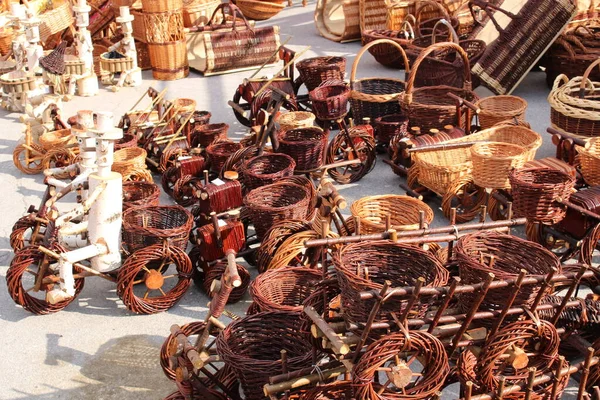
{"left": 39, "top": 0, "right": 74, "bottom": 42}
{"left": 276, "top": 127, "right": 328, "bottom": 171}
{"left": 350, "top": 194, "right": 434, "bottom": 233}
{"left": 206, "top": 140, "right": 242, "bottom": 174}
{"left": 314, "top": 0, "right": 361, "bottom": 43}
{"left": 148, "top": 39, "right": 189, "bottom": 80}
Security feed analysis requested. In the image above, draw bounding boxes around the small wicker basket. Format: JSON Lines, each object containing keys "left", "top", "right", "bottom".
{"left": 476, "top": 95, "right": 528, "bottom": 130}
{"left": 276, "top": 127, "right": 328, "bottom": 171}
{"left": 277, "top": 111, "right": 316, "bottom": 132}
{"left": 577, "top": 138, "right": 600, "bottom": 186}
{"left": 309, "top": 80, "right": 350, "bottom": 121}
{"left": 296, "top": 56, "right": 346, "bottom": 92}
{"left": 470, "top": 142, "right": 527, "bottom": 189}
{"left": 350, "top": 194, "right": 434, "bottom": 233}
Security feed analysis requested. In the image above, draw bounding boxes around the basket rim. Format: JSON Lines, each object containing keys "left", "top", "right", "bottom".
{"left": 244, "top": 182, "right": 310, "bottom": 211}
{"left": 510, "top": 167, "right": 575, "bottom": 187}
{"left": 470, "top": 141, "right": 527, "bottom": 160}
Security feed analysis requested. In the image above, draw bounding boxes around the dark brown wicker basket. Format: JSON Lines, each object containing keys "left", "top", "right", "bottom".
{"left": 249, "top": 267, "right": 322, "bottom": 313}
{"left": 309, "top": 80, "right": 350, "bottom": 121}
{"left": 244, "top": 181, "right": 311, "bottom": 240}
{"left": 191, "top": 123, "right": 229, "bottom": 148}
{"left": 241, "top": 153, "right": 296, "bottom": 192}
{"left": 333, "top": 240, "right": 448, "bottom": 338}
{"left": 374, "top": 114, "right": 409, "bottom": 145}
{"left": 115, "top": 133, "right": 138, "bottom": 150}
{"left": 122, "top": 181, "right": 161, "bottom": 211}
{"left": 216, "top": 311, "right": 314, "bottom": 400}
{"left": 362, "top": 28, "right": 413, "bottom": 68}
{"left": 296, "top": 56, "right": 347, "bottom": 92}
{"left": 122, "top": 205, "right": 193, "bottom": 253}
{"left": 206, "top": 140, "right": 242, "bottom": 174}
{"left": 509, "top": 167, "right": 576, "bottom": 224}
{"left": 455, "top": 231, "right": 561, "bottom": 314}
{"left": 277, "top": 127, "right": 328, "bottom": 171}
{"left": 203, "top": 260, "right": 250, "bottom": 304}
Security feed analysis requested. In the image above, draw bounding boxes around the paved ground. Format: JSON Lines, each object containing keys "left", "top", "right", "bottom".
{"left": 0, "top": 2, "right": 577, "bottom": 399}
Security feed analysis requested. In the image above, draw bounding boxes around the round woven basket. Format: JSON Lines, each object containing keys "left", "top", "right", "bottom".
{"left": 277, "top": 111, "right": 316, "bottom": 132}
{"left": 350, "top": 194, "right": 434, "bottom": 233}
{"left": 122, "top": 181, "right": 161, "bottom": 210}
{"left": 206, "top": 140, "right": 242, "bottom": 174}
{"left": 148, "top": 40, "right": 189, "bottom": 81}
{"left": 115, "top": 133, "right": 138, "bottom": 150}
{"left": 333, "top": 240, "right": 448, "bottom": 338}
{"left": 122, "top": 205, "right": 193, "bottom": 253}
{"left": 216, "top": 311, "right": 313, "bottom": 400}
{"left": 374, "top": 114, "right": 409, "bottom": 144}
{"left": 191, "top": 122, "right": 228, "bottom": 148}
{"left": 309, "top": 81, "right": 350, "bottom": 121}
{"left": 241, "top": 153, "right": 296, "bottom": 191}
{"left": 296, "top": 56, "right": 346, "bottom": 92}
{"left": 277, "top": 127, "right": 328, "bottom": 171}
{"left": 244, "top": 181, "right": 311, "bottom": 240}
{"left": 455, "top": 231, "right": 561, "bottom": 315}
{"left": 113, "top": 147, "right": 147, "bottom": 175}
{"left": 509, "top": 167, "right": 576, "bottom": 224}
{"left": 202, "top": 261, "right": 250, "bottom": 304}
{"left": 362, "top": 23, "right": 414, "bottom": 68}
{"left": 470, "top": 142, "right": 527, "bottom": 189}
{"left": 250, "top": 267, "right": 322, "bottom": 313}
{"left": 476, "top": 95, "right": 528, "bottom": 129}
{"left": 577, "top": 139, "right": 600, "bottom": 186}
{"left": 38, "top": 129, "right": 75, "bottom": 150}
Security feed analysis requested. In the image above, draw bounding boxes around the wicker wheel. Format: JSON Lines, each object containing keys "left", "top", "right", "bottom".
{"left": 172, "top": 175, "right": 203, "bottom": 207}
{"left": 117, "top": 244, "right": 192, "bottom": 314}
{"left": 6, "top": 244, "right": 85, "bottom": 315}
{"left": 353, "top": 330, "right": 449, "bottom": 399}
{"left": 41, "top": 148, "right": 77, "bottom": 179}
{"left": 441, "top": 176, "right": 487, "bottom": 223}
{"left": 13, "top": 143, "right": 45, "bottom": 174}
{"left": 487, "top": 189, "right": 512, "bottom": 221}
{"left": 10, "top": 215, "right": 47, "bottom": 251}
{"left": 326, "top": 130, "right": 376, "bottom": 184}
{"left": 256, "top": 220, "right": 312, "bottom": 273}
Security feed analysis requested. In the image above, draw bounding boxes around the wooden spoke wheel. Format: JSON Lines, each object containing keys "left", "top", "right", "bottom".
{"left": 488, "top": 189, "right": 513, "bottom": 221}
{"left": 525, "top": 221, "right": 572, "bottom": 260}
{"left": 117, "top": 244, "right": 192, "bottom": 314}
{"left": 13, "top": 143, "right": 45, "bottom": 174}
{"left": 6, "top": 244, "right": 85, "bottom": 315}
{"left": 441, "top": 177, "right": 487, "bottom": 223}
{"left": 10, "top": 215, "right": 47, "bottom": 251}
{"left": 41, "top": 148, "right": 77, "bottom": 179}
{"left": 326, "top": 132, "right": 376, "bottom": 184}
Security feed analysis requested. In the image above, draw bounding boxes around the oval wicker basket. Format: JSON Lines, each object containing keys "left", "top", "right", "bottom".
{"left": 309, "top": 80, "right": 351, "bottom": 121}
{"left": 276, "top": 127, "right": 328, "bottom": 171}
{"left": 476, "top": 95, "right": 528, "bottom": 129}
{"left": 122, "top": 181, "right": 161, "bottom": 210}
{"left": 113, "top": 147, "right": 147, "bottom": 174}
{"left": 509, "top": 167, "right": 576, "bottom": 224}
{"left": 206, "top": 140, "right": 242, "bottom": 174}
{"left": 350, "top": 194, "right": 434, "bottom": 233}
{"left": 577, "top": 138, "right": 600, "bottom": 186}
{"left": 470, "top": 142, "right": 527, "bottom": 189}
{"left": 362, "top": 22, "right": 414, "bottom": 68}
{"left": 250, "top": 267, "right": 322, "bottom": 313}
{"left": 236, "top": 0, "right": 285, "bottom": 20}
{"left": 374, "top": 113, "right": 409, "bottom": 144}
{"left": 277, "top": 111, "right": 316, "bottom": 132}
{"left": 122, "top": 205, "right": 193, "bottom": 253}
{"left": 241, "top": 153, "right": 296, "bottom": 191}
{"left": 38, "top": 129, "right": 75, "bottom": 150}
{"left": 333, "top": 240, "right": 448, "bottom": 337}
{"left": 296, "top": 56, "right": 346, "bottom": 92}
{"left": 191, "top": 123, "right": 228, "bottom": 148}
{"left": 413, "top": 146, "right": 472, "bottom": 196}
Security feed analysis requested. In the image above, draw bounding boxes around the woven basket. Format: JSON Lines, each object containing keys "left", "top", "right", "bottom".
{"left": 549, "top": 59, "right": 600, "bottom": 138}
{"left": 115, "top": 134, "right": 139, "bottom": 150}
{"left": 350, "top": 194, "right": 434, "bottom": 233}
{"left": 350, "top": 39, "right": 409, "bottom": 123}
{"left": 296, "top": 56, "right": 346, "bottom": 92}
{"left": 509, "top": 167, "right": 576, "bottom": 224}
{"left": 100, "top": 52, "right": 134, "bottom": 73}
{"left": 333, "top": 240, "right": 448, "bottom": 336}
{"left": 39, "top": 0, "right": 74, "bottom": 42}
{"left": 255, "top": 220, "right": 312, "bottom": 273}
{"left": 578, "top": 139, "right": 600, "bottom": 186}
{"left": 122, "top": 181, "right": 161, "bottom": 210}
{"left": 38, "top": 129, "right": 75, "bottom": 150}
{"left": 182, "top": 0, "right": 220, "bottom": 26}
{"left": 113, "top": 147, "right": 147, "bottom": 175}
{"left": 250, "top": 267, "right": 322, "bottom": 313}
{"left": 385, "top": 0, "right": 416, "bottom": 30}
{"left": 241, "top": 153, "right": 296, "bottom": 192}
{"left": 206, "top": 140, "right": 242, "bottom": 174}
{"left": 142, "top": 0, "right": 183, "bottom": 13}
{"left": 143, "top": 10, "right": 185, "bottom": 43}
{"left": 374, "top": 114, "right": 409, "bottom": 144}
{"left": 0, "top": 28, "right": 14, "bottom": 56}
{"left": 191, "top": 122, "right": 228, "bottom": 148}
{"left": 544, "top": 35, "right": 600, "bottom": 90}
{"left": 470, "top": 142, "right": 527, "bottom": 189}
{"left": 236, "top": 0, "right": 285, "bottom": 20}
{"left": 277, "top": 111, "right": 315, "bottom": 132}
{"left": 476, "top": 95, "right": 528, "bottom": 129}
{"left": 360, "top": 0, "right": 388, "bottom": 31}
{"left": 401, "top": 42, "right": 478, "bottom": 132}
{"left": 122, "top": 205, "right": 193, "bottom": 253}
{"left": 148, "top": 40, "right": 189, "bottom": 80}
{"left": 309, "top": 80, "right": 350, "bottom": 121}
{"left": 361, "top": 24, "right": 414, "bottom": 68}
{"left": 456, "top": 231, "right": 560, "bottom": 314}
{"left": 414, "top": 146, "right": 472, "bottom": 195}
{"left": 216, "top": 311, "right": 313, "bottom": 400}
{"left": 244, "top": 182, "right": 311, "bottom": 240}
{"left": 314, "top": 0, "right": 361, "bottom": 43}
{"left": 276, "top": 127, "right": 328, "bottom": 171}
{"left": 202, "top": 261, "right": 250, "bottom": 303}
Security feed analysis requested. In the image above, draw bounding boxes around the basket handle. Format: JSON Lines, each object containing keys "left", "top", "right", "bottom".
{"left": 579, "top": 58, "right": 600, "bottom": 98}
{"left": 468, "top": 0, "right": 520, "bottom": 34}
{"left": 430, "top": 18, "right": 459, "bottom": 45}
{"left": 400, "top": 16, "right": 416, "bottom": 39}
{"left": 206, "top": 2, "right": 253, "bottom": 33}
{"left": 551, "top": 74, "right": 570, "bottom": 91}
{"left": 350, "top": 38, "right": 410, "bottom": 88}
{"left": 415, "top": 0, "right": 451, "bottom": 36}
{"left": 404, "top": 41, "right": 472, "bottom": 100}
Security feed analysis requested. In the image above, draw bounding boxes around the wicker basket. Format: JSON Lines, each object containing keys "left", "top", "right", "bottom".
{"left": 414, "top": 146, "right": 472, "bottom": 195}
{"left": 361, "top": 24, "right": 414, "bottom": 68}
{"left": 148, "top": 39, "right": 189, "bottom": 80}
{"left": 255, "top": 220, "right": 312, "bottom": 273}
{"left": 122, "top": 205, "right": 193, "bottom": 253}
{"left": 206, "top": 140, "right": 242, "bottom": 174}
{"left": 38, "top": 129, "right": 75, "bottom": 150}
{"left": 314, "top": 0, "right": 361, "bottom": 43}
{"left": 191, "top": 123, "right": 228, "bottom": 148}
{"left": 122, "top": 181, "right": 161, "bottom": 210}
{"left": 216, "top": 311, "right": 313, "bottom": 400}
{"left": 296, "top": 56, "right": 346, "bottom": 92}
{"left": 236, "top": 0, "right": 285, "bottom": 20}
{"left": 476, "top": 95, "right": 528, "bottom": 129}
{"left": 113, "top": 147, "right": 147, "bottom": 174}
{"left": 456, "top": 231, "right": 560, "bottom": 314}
{"left": 544, "top": 36, "right": 600, "bottom": 89}
{"left": 202, "top": 261, "right": 250, "bottom": 304}
{"left": 509, "top": 167, "right": 576, "bottom": 224}
{"left": 39, "top": 0, "right": 74, "bottom": 42}
{"left": 115, "top": 134, "right": 139, "bottom": 151}
{"left": 276, "top": 127, "right": 328, "bottom": 171}
{"left": 244, "top": 181, "right": 311, "bottom": 240}
{"left": 142, "top": 0, "right": 183, "bottom": 13}
{"left": 470, "top": 142, "right": 527, "bottom": 189}
{"left": 350, "top": 194, "right": 434, "bottom": 233}
{"left": 549, "top": 59, "right": 600, "bottom": 138}
{"left": 578, "top": 139, "right": 600, "bottom": 186}
{"left": 309, "top": 80, "right": 350, "bottom": 121}
{"left": 100, "top": 52, "right": 134, "bottom": 73}
{"left": 250, "top": 267, "right": 322, "bottom": 313}
{"left": 374, "top": 114, "right": 409, "bottom": 144}
{"left": 360, "top": 0, "right": 387, "bottom": 31}
{"left": 241, "top": 153, "right": 296, "bottom": 191}
{"left": 385, "top": 0, "right": 417, "bottom": 30}
{"left": 143, "top": 10, "right": 186, "bottom": 43}
{"left": 350, "top": 39, "right": 408, "bottom": 123}
{"left": 333, "top": 240, "right": 448, "bottom": 336}
{"left": 182, "top": 0, "right": 220, "bottom": 26}
{"left": 0, "top": 27, "right": 13, "bottom": 56}
{"left": 277, "top": 111, "right": 315, "bottom": 132}
{"left": 401, "top": 42, "right": 478, "bottom": 132}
